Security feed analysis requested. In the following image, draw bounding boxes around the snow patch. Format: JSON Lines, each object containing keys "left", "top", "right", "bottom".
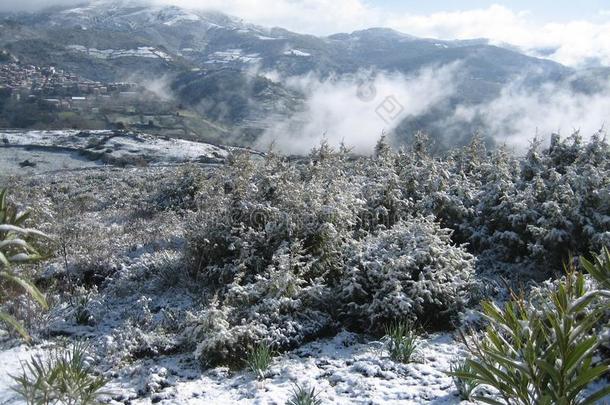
{"left": 67, "top": 45, "right": 172, "bottom": 61}
{"left": 0, "top": 130, "right": 229, "bottom": 175}
{"left": 205, "top": 49, "right": 261, "bottom": 64}
{"left": 283, "top": 49, "right": 312, "bottom": 57}
{"left": 162, "top": 12, "right": 201, "bottom": 26}
{"left": 0, "top": 345, "right": 45, "bottom": 404}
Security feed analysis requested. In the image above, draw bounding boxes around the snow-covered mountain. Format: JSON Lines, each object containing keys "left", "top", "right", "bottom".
{"left": 0, "top": 1, "right": 606, "bottom": 149}
{"left": 0, "top": 1, "right": 569, "bottom": 81}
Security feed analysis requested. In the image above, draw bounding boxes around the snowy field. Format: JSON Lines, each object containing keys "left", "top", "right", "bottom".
{"left": 0, "top": 146, "right": 103, "bottom": 176}
{"left": 0, "top": 333, "right": 470, "bottom": 404}
{"left": 1, "top": 133, "right": 609, "bottom": 404}
{"left": 0, "top": 166, "right": 471, "bottom": 404}
{"left": 0, "top": 130, "right": 230, "bottom": 178}
{"left": 66, "top": 45, "right": 173, "bottom": 61}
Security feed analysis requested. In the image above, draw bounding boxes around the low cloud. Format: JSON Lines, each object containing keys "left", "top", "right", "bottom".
{"left": 447, "top": 76, "right": 610, "bottom": 151}
{"left": 138, "top": 76, "right": 174, "bottom": 101}
{"left": 386, "top": 5, "right": 610, "bottom": 68}
{"left": 0, "top": 0, "right": 84, "bottom": 12}
{"left": 258, "top": 63, "right": 610, "bottom": 155}
{"left": 256, "top": 64, "right": 460, "bottom": 154}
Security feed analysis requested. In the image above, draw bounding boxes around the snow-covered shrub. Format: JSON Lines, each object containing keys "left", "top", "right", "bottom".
{"left": 186, "top": 145, "right": 365, "bottom": 282}
{"left": 388, "top": 132, "right": 609, "bottom": 272}
{"left": 184, "top": 148, "right": 361, "bottom": 364}
{"left": 183, "top": 133, "right": 608, "bottom": 365}
{"left": 465, "top": 133, "right": 610, "bottom": 269}
{"left": 338, "top": 216, "right": 475, "bottom": 330}
{"left": 358, "top": 136, "right": 411, "bottom": 231}
{"left": 396, "top": 133, "right": 478, "bottom": 244}
{"left": 186, "top": 241, "right": 336, "bottom": 366}
{"left": 184, "top": 144, "right": 483, "bottom": 363}
{"left": 150, "top": 165, "right": 206, "bottom": 212}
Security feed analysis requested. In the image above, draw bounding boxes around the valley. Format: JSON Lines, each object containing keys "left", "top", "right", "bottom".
{"left": 2, "top": 1, "right": 606, "bottom": 151}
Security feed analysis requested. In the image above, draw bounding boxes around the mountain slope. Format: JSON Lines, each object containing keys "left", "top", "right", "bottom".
{"left": 0, "top": 1, "right": 598, "bottom": 151}
{"left": 0, "top": 2, "right": 571, "bottom": 84}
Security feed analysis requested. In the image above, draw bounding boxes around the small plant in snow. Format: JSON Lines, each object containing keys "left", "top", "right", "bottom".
{"left": 449, "top": 359, "right": 479, "bottom": 401}
{"left": 453, "top": 263, "right": 610, "bottom": 404}
{"left": 581, "top": 247, "right": 610, "bottom": 290}
{"left": 11, "top": 341, "right": 108, "bottom": 405}
{"left": 149, "top": 251, "right": 185, "bottom": 288}
{"left": 70, "top": 287, "right": 94, "bottom": 326}
{"left": 246, "top": 342, "right": 273, "bottom": 380}
{"left": 286, "top": 383, "right": 322, "bottom": 405}
{"left": 0, "top": 188, "right": 49, "bottom": 341}
{"left": 580, "top": 248, "right": 610, "bottom": 357}
{"left": 384, "top": 321, "right": 419, "bottom": 363}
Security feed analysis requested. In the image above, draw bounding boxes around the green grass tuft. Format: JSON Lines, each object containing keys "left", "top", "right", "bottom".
{"left": 246, "top": 342, "right": 273, "bottom": 380}
{"left": 285, "top": 383, "right": 322, "bottom": 405}
{"left": 448, "top": 359, "right": 479, "bottom": 401}
{"left": 384, "top": 321, "right": 419, "bottom": 363}
{"left": 11, "top": 341, "right": 108, "bottom": 405}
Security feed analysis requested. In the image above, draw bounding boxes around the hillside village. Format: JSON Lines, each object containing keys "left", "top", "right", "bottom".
{"left": 0, "top": 57, "right": 228, "bottom": 140}
{"left": 0, "top": 61, "right": 140, "bottom": 118}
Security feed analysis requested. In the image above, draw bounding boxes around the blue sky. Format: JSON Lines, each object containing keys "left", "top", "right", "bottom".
{"left": 373, "top": 0, "right": 609, "bottom": 21}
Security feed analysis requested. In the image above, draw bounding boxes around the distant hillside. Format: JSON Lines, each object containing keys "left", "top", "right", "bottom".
{"left": 0, "top": 1, "right": 605, "bottom": 151}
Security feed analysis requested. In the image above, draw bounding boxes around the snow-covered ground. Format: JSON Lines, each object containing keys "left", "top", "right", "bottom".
{"left": 161, "top": 11, "right": 201, "bottom": 26}
{"left": 0, "top": 130, "right": 230, "bottom": 176}
{"left": 0, "top": 333, "right": 469, "bottom": 405}
{"left": 0, "top": 146, "right": 102, "bottom": 176}
{"left": 147, "top": 332, "right": 466, "bottom": 404}
{"left": 0, "top": 345, "right": 46, "bottom": 405}
{"left": 67, "top": 45, "right": 172, "bottom": 60}
{"left": 283, "top": 49, "right": 312, "bottom": 57}
{"left": 205, "top": 49, "right": 262, "bottom": 65}
{"left": 1, "top": 139, "right": 608, "bottom": 405}
{"left": 0, "top": 165, "right": 471, "bottom": 404}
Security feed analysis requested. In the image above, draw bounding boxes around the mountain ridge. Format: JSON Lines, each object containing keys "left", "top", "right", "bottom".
{"left": 0, "top": 1, "right": 605, "bottom": 151}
